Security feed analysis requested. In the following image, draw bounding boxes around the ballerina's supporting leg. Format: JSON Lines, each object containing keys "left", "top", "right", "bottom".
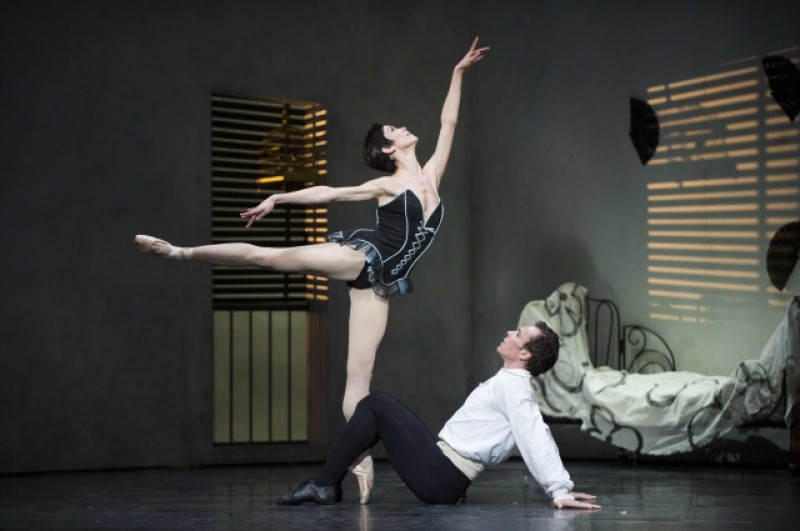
{"left": 342, "top": 288, "right": 389, "bottom": 418}
{"left": 342, "top": 287, "right": 389, "bottom": 504}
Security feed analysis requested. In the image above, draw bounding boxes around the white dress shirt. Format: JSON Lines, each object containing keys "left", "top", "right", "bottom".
{"left": 438, "top": 368, "right": 575, "bottom": 501}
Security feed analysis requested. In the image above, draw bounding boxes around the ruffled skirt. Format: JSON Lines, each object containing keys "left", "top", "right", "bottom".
{"left": 328, "top": 230, "right": 413, "bottom": 299}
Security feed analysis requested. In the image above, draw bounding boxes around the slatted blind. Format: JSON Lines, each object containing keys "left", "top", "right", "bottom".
{"left": 211, "top": 91, "right": 329, "bottom": 444}
{"left": 211, "top": 92, "right": 329, "bottom": 308}
{"left": 644, "top": 47, "right": 800, "bottom": 324}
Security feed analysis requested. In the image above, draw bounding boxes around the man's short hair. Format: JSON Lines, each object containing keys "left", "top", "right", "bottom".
{"left": 524, "top": 321, "right": 560, "bottom": 376}
{"left": 363, "top": 124, "right": 396, "bottom": 173}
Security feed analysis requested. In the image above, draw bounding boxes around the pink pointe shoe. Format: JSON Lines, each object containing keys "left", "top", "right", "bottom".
{"left": 134, "top": 235, "right": 192, "bottom": 260}
{"left": 349, "top": 454, "right": 374, "bottom": 505}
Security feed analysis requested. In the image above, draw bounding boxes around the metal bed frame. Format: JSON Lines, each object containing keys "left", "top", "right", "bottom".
{"left": 585, "top": 296, "right": 675, "bottom": 373}
{"left": 581, "top": 295, "right": 798, "bottom": 471}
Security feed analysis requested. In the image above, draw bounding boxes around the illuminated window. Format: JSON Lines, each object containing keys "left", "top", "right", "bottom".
{"left": 211, "top": 92, "right": 328, "bottom": 443}
{"left": 644, "top": 47, "right": 800, "bottom": 324}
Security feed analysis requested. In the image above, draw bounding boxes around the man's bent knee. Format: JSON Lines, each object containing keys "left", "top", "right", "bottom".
{"left": 362, "top": 390, "right": 397, "bottom": 408}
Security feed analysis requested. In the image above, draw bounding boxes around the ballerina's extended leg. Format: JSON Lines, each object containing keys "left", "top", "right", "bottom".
{"left": 135, "top": 235, "right": 193, "bottom": 260}
{"left": 134, "top": 236, "right": 365, "bottom": 279}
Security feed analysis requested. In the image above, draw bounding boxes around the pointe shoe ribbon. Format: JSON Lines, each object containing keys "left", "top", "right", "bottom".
{"left": 134, "top": 234, "right": 191, "bottom": 260}
{"left": 349, "top": 455, "right": 374, "bottom": 505}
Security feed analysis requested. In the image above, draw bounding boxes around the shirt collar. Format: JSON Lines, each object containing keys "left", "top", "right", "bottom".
{"left": 500, "top": 368, "right": 531, "bottom": 378}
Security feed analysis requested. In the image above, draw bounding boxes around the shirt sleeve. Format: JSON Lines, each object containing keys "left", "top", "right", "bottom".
{"left": 496, "top": 378, "right": 575, "bottom": 502}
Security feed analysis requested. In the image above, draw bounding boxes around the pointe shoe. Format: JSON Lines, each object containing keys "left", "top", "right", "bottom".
{"left": 349, "top": 454, "right": 374, "bottom": 505}
{"left": 134, "top": 234, "right": 191, "bottom": 260}
{"left": 275, "top": 479, "right": 339, "bottom": 506}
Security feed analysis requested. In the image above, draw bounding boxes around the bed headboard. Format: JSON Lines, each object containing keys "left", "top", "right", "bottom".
{"left": 585, "top": 296, "right": 676, "bottom": 373}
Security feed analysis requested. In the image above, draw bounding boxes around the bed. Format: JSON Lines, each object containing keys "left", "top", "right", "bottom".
{"left": 518, "top": 282, "right": 799, "bottom": 469}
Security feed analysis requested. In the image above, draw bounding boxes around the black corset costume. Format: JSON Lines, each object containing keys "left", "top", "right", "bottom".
{"left": 328, "top": 189, "right": 444, "bottom": 299}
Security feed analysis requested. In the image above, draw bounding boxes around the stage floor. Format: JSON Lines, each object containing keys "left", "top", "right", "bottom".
{"left": 1, "top": 460, "right": 799, "bottom": 529}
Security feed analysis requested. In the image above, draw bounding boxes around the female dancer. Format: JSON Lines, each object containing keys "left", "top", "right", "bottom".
{"left": 135, "top": 37, "right": 489, "bottom": 503}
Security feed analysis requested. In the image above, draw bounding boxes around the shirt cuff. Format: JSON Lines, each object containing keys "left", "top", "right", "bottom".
{"left": 551, "top": 488, "right": 574, "bottom": 502}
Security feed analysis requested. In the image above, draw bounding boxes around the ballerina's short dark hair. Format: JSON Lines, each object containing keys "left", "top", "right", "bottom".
{"left": 363, "top": 124, "right": 397, "bottom": 173}
{"left": 524, "top": 321, "right": 560, "bottom": 376}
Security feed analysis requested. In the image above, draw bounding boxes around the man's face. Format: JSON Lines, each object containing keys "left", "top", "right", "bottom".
{"left": 496, "top": 325, "right": 541, "bottom": 363}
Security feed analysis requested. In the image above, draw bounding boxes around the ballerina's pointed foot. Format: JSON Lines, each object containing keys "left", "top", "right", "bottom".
{"left": 349, "top": 454, "right": 374, "bottom": 505}
{"left": 275, "top": 479, "right": 340, "bottom": 506}
{"left": 134, "top": 234, "right": 191, "bottom": 260}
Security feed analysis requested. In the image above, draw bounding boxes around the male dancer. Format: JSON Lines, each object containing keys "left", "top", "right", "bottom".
{"left": 277, "top": 321, "right": 601, "bottom": 509}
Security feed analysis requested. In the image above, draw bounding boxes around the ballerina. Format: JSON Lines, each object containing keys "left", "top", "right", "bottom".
{"left": 135, "top": 37, "right": 489, "bottom": 504}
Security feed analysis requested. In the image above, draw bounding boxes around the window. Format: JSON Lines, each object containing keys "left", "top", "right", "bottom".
{"left": 211, "top": 91, "right": 328, "bottom": 443}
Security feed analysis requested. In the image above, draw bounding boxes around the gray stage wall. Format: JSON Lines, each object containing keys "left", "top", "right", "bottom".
{"left": 471, "top": 0, "right": 800, "bottom": 380}
{"left": 0, "top": 0, "right": 473, "bottom": 473}
{"left": 1, "top": 1, "right": 798, "bottom": 473}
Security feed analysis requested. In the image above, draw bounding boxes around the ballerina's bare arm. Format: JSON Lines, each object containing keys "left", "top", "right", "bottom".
{"left": 240, "top": 177, "right": 393, "bottom": 228}
{"left": 424, "top": 36, "right": 490, "bottom": 187}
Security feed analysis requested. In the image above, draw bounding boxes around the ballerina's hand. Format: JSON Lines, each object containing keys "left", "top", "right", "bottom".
{"left": 553, "top": 492, "right": 601, "bottom": 510}
{"left": 240, "top": 198, "right": 275, "bottom": 228}
{"left": 455, "top": 36, "right": 490, "bottom": 71}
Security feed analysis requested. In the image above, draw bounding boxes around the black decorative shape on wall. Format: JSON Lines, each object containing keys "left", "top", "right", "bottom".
{"left": 766, "top": 220, "right": 800, "bottom": 291}
{"left": 762, "top": 55, "right": 800, "bottom": 122}
{"left": 628, "top": 98, "right": 660, "bottom": 165}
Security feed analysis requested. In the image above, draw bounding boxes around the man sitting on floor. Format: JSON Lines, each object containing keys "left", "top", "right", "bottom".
{"left": 277, "top": 321, "right": 600, "bottom": 509}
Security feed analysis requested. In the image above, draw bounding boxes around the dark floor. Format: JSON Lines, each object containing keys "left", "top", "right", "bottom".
{"left": 1, "top": 460, "right": 799, "bottom": 530}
